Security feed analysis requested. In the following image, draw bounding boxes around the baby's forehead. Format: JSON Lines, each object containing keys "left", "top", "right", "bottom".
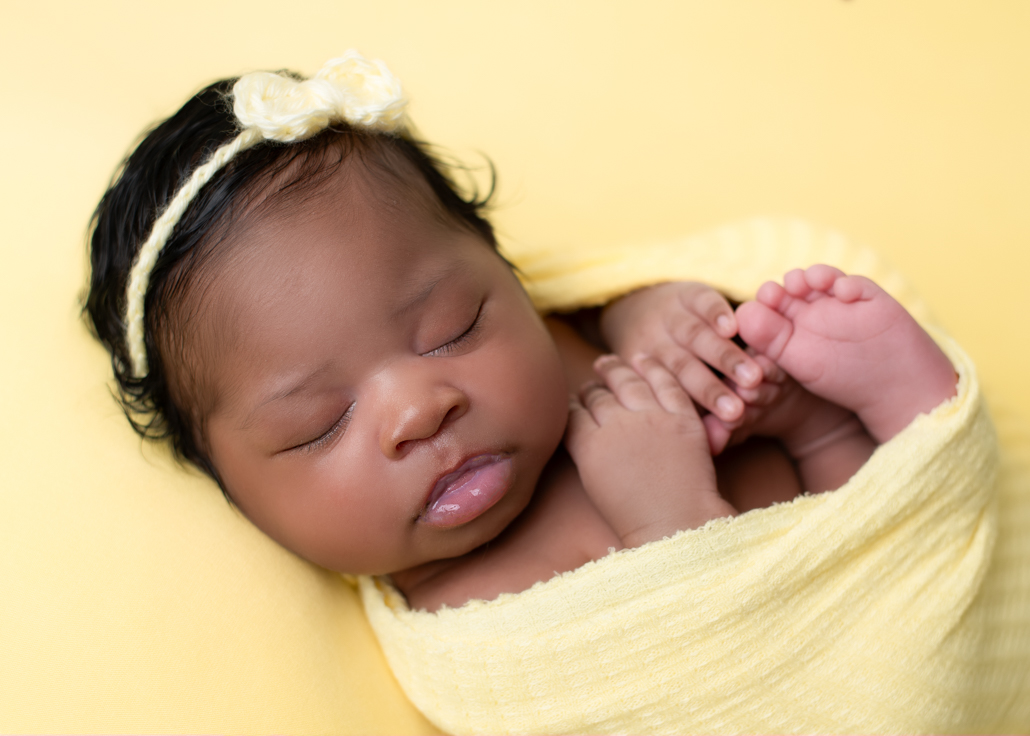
{"left": 190, "top": 188, "right": 491, "bottom": 401}
{"left": 221, "top": 170, "right": 477, "bottom": 298}
{"left": 237, "top": 139, "right": 462, "bottom": 245}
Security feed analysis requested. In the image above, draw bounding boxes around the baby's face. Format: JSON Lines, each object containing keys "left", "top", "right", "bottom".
{"left": 197, "top": 165, "right": 569, "bottom": 576}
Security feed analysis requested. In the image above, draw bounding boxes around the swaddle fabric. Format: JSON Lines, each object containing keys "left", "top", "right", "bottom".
{"left": 360, "top": 220, "right": 1030, "bottom": 734}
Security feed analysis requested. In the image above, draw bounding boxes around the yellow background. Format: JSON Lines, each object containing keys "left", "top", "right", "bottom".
{"left": 1, "top": 1, "right": 1027, "bottom": 733}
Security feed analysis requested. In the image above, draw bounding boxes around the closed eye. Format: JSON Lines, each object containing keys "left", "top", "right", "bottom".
{"left": 293, "top": 403, "right": 355, "bottom": 453}
{"left": 424, "top": 302, "right": 484, "bottom": 356}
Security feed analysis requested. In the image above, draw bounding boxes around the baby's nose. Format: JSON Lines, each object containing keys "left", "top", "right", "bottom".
{"left": 378, "top": 383, "right": 469, "bottom": 458}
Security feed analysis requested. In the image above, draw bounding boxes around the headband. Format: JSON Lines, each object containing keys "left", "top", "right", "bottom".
{"left": 123, "top": 50, "right": 408, "bottom": 378}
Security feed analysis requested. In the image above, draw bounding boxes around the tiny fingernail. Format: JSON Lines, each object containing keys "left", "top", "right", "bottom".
{"left": 735, "top": 363, "right": 760, "bottom": 383}
{"left": 716, "top": 396, "right": 739, "bottom": 417}
{"left": 716, "top": 315, "right": 733, "bottom": 333}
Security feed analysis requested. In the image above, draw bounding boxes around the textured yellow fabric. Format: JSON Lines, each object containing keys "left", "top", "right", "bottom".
{"left": 4, "top": 3, "right": 1029, "bottom": 734}
{"left": 362, "top": 221, "right": 1030, "bottom": 734}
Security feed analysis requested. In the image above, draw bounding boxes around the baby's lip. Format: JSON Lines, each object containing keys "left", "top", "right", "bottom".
{"left": 420, "top": 453, "right": 514, "bottom": 529}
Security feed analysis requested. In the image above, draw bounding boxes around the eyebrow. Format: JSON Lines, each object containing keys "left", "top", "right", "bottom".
{"left": 241, "top": 364, "right": 334, "bottom": 430}
{"left": 390, "top": 262, "right": 464, "bottom": 319}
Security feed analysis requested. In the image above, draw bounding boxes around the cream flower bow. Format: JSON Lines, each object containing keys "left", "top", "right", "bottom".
{"left": 233, "top": 51, "right": 408, "bottom": 140}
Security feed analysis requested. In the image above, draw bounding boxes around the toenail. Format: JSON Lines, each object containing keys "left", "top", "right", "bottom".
{"left": 716, "top": 396, "right": 739, "bottom": 417}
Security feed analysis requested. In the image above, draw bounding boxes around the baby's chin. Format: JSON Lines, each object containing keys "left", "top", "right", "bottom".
{"left": 388, "top": 456, "right": 557, "bottom": 580}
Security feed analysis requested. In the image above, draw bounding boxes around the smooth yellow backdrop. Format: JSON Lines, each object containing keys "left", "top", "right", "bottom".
{"left": 2, "top": 2, "right": 1027, "bottom": 733}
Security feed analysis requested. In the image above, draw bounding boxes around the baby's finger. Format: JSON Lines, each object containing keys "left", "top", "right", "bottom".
{"left": 567, "top": 392, "right": 598, "bottom": 430}
{"left": 705, "top": 401, "right": 778, "bottom": 455}
{"left": 680, "top": 285, "right": 738, "bottom": 338}
{"left": 703, "top": 413, "right": 732, "bottom": 455}
{"left": 667, "top": 312, "right": 762, "bottom": 388}
{"left": 730, "top": 380, "right": 782, "bottom": 407}
{"left": 564, "top": 393, "right": 599, "bottom": 455}
{"left": 592, "top": 355, "right": 658, "bottom": 412}
{"left": 657, "top": 346, "right": 744, "bottom": 422}
{"left": 749, "top": 352, "right": 786, "bottom": 384}
{"left": 630, "top": 354, "right": 700, "bottom": 417}
{"left": 577, "top": 381, "right": 620, "bottom": 424}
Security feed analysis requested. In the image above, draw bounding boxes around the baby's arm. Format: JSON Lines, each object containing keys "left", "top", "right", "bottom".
{"left": 565, "top": 354, "right": 736, "bottom": 547}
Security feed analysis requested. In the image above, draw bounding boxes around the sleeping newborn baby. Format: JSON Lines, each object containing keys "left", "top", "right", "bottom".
{"left": 86, "top": 54, "right": 984, "bottom": 733}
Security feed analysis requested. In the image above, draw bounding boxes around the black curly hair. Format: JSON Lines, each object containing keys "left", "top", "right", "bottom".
{"left": 84, "top": 74, "right": 496, "bottom": 484}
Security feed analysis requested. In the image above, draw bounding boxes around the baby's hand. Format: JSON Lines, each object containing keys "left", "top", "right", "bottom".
{"left": 565, "top": 354, "right": 735, "bottom": 547}
{"left": 701, "top": 352, "right": 791, "bottom": 455}
{"left": 600, "top": 282, "right": 763, "bottom": 423}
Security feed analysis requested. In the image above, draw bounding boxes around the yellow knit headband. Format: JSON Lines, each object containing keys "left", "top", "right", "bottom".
{"left": 123, "top": 50, "right": 408, "bottom": 378}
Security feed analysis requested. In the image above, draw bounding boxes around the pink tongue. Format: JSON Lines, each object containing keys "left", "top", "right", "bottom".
{"left": 421, "top": 458, "right": 513, "bottom": 529}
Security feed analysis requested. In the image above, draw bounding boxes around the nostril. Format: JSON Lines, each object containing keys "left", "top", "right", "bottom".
{"left": 441, "top": 404, "right": 463, "bottom": 428}
{"left": 383, "top": 388, "right": 468, "bottom": 458}
{"left": 389, "top": 407, "right": 458, "bottom": 457}
{"left": 396, "top": 404, "right": 463, "bottom": 455}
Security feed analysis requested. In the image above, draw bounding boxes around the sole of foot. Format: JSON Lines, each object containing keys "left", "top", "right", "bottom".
{"left": 735, "top": 264, "right": 957, "bottom": 444}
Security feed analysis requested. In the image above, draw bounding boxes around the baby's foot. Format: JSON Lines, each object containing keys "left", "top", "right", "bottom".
{"left": 735, "top": 265, "right": 957, "bottom": 444}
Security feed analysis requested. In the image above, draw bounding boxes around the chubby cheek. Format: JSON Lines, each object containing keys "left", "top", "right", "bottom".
{"left": 492, "top": 318, "right": 569, "bottom": 456}
{"left": 208, "top": 436, "right": 397, "bottom": 574}
{"left": 261, "top": 475, "right": 374, "bottom": 569}
{"left": 251, "top": 474, "right": 411, "bottom": 574}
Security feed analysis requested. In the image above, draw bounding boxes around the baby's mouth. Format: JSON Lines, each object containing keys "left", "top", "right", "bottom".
{"left": 420, "top": 454, "right": 514, "bottom": 529}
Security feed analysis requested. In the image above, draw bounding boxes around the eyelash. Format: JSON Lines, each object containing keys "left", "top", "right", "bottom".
{"left": 298, "top": 403, "right": 354, "bottom": 453}
{"left": 295, "top": 303, "right": 483, "bottom": 453}
{"left": 425, "top": 303, "right": 484, "bottom": 356}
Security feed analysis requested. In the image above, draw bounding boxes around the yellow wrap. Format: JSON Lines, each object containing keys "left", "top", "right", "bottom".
{"left": 360, "top": 220, "right": 1030, "bottom": 734}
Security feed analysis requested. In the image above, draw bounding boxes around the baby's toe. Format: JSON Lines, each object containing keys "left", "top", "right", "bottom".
{"left": 803, "top": 264, "right": 847, "bottom": 293}
{"left": 736, "top": 301, "right": 794, "bottom": 362}
{"left": 754, "top": 279, "right": 789, "bottom": 310}
{"left": 783, "top": 268, "right": 814, "bottom": 298}
{"left": 831, "top": 274, "right": 879, "bottom": 303}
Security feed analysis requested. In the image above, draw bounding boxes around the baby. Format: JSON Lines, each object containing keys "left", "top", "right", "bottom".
{"left": 85, "top": 54, "right": 957, "bottom": 614}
